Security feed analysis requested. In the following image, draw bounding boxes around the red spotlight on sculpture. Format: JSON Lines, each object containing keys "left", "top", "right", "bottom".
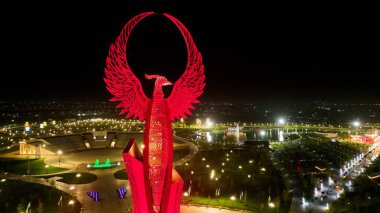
{"left": 104, "top": 12, "right": 205, "bottom": 213}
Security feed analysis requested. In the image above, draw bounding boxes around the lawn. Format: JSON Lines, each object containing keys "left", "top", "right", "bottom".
{"left": 43, "top": 172, "right": 97, "bottom": 184}
{"left": 0, "top": 145, "right": 19, "bottom": 154}
{"left": 174, "top": 147, "right": 191, "bottom": 162}
{"left": 0, "top": 179, "right": 81, "bottom": 212}
{"left": 184, "top": 196, "right": 266, "bottom": 212}
{"left": 0, "top": 139, "right": 12, "bottom": 149}
{"left": 177, "top": 147, "right": 290, "bottom": 212}
{"left": 114, "top": 169, "right": 128, "bottom": 180}
{"left": 0, "top": 158, "right": 67, "bottom": 175}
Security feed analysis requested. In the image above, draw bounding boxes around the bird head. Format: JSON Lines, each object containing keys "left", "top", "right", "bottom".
{"left": 145, "top": 74, "right": 172, "bottom": 87}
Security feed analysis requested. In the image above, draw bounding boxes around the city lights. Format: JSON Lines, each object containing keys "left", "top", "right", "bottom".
{"left": 352, "top": 121, "right": 361, "bottom": 128}
{"left": 278, "top": 118, "right": 285, "bottom": 125}
{"left": 210, "top": 170, "right": 215, "bottom": 179}
{"left": 206, "top": 118, "right": 214, "bottom": 128}
{"left": 0, "top": 8, "right": 379, "bottom": 212}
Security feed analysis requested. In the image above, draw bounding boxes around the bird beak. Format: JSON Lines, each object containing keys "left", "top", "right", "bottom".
{"left": 165, "top": 81, "right": 173, "bottom": 86}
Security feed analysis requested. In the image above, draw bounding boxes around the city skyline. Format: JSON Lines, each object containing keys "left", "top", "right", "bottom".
{"left": 1, "top": 2, "right": 378, "bottom": 103}
{"left": 0, "top": 3, "right": 379, "bottom": 212}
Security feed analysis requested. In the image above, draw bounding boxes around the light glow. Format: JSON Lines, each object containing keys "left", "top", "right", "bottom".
{"left": 88, "top": 159, "right": 116, "bottom": 169}
{"left": 352, "top": 121, "right": 361, "bottom": 127}
{"left": 278, "top": 118, "right": 285, "bottom": 125}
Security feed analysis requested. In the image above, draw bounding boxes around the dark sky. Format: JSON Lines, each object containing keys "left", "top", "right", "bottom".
{"left": 1, "top": 2, "right": 379, "bottom": 103}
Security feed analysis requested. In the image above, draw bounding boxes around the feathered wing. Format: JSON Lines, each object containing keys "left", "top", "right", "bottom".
{"left": 165, "top": 13, "right": 206, "bottom": 121}
{"left": 104, "top": 12, "right": 153, "bottom": 121}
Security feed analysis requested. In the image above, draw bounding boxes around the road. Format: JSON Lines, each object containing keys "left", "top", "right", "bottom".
{"left": 291, "top": 141, "right": 380, "bottom": 212}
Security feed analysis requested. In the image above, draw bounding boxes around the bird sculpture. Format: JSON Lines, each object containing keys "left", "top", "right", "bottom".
{"left": 104, "top": 12, "right": 205, "bottom": 213}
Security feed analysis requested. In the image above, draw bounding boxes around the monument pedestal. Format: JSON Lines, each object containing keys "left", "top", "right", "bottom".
{"left": 123, "top": 139, "right": 183, "bottom": 213}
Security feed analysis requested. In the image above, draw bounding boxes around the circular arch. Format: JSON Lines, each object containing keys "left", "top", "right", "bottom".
{"left": 114, "top": 11, "right": 200, "bottom": 75}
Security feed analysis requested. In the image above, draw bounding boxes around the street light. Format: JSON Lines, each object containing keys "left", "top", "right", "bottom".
{"left": 268, "top": 202, "right": 275, "bottom": 208}
{"left": 352, "top": 121, "right": 361, "bottom": 128}
{"left": 57, "top": 150, "right": 63, "bottom": 167}
{"left": 183, "top": 192, "right": 189, "bottom": 205}
{"left": 210, "top": 170, "right": 215, "bottom": 179}
{"left": 206, "top": 118, "right": 213, "bottom": 128}
{"left": 278, "top": 118, "right": 285, "bottom": 125}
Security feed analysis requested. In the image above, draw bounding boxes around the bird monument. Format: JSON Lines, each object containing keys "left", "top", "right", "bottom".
{"left": 104, "top": 12, "right": 205, "bottom": 213}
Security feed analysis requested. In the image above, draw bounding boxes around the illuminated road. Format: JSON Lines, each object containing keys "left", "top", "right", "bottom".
{"left": 290, "top": 141, "right": 380, "bottom": 212}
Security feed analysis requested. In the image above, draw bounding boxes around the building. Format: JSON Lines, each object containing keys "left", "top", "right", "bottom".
{"left": 19, "top": 140, "right": 54, "bottom": 156}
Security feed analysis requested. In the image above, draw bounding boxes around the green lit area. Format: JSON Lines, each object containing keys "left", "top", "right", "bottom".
{"left": 87, "top": 159, "right": 117, "bottom": 169}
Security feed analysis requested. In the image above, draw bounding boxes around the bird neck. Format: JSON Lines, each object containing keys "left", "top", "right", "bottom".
{"left": 153, "top": 82, "right": 164, "bottom": 98}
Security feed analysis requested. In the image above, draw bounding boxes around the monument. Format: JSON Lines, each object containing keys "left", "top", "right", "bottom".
{"left": 104, "top": 12, "right": 205, "bottom": 213}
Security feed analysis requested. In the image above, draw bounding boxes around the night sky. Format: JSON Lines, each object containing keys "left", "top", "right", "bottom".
{"left": 1, "top": 2, "right": 378, "bottom": 103}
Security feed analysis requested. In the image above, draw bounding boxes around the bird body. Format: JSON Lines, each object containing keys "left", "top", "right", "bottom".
{"left": 144, "top": 75, "right": 173, "bottom": 212}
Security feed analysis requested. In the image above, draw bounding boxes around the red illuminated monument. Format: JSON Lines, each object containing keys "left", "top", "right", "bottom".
{"left": 104, "top": 12, "right": 205, "bottom": 213}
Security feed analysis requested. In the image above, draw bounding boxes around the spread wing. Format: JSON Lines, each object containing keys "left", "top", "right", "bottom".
{"left": 104, "top": 12, "right": 153, "bottom": 121}
{"left": 165, "top": 13, "right": 206, "bottom": 121}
